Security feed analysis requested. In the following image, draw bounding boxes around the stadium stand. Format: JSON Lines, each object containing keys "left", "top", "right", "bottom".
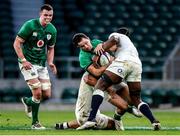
{"left": 0, "top": 0, "right": 18, "bottom": 78}
{"left": 61, "top": 87, "right": 78, "bottom": 104}
{"left": 0, "top": 0, "right": 179, "bottom": 79}
{"left": 141, "top": 88, "right": 180, "bottom": 107}
{"left": 167, "top": 89, "right": 180, "bottom": 106}
{"left": 141, "top": 88, "right": 153, "bottom": 105}
{"left": 0, "top": 87, "right": 31, "bottom": 102}
{"left": 151, "top": 88, "right": 168, "bottom": 107}
{"left": 69, "top": 0, "right": 180, "bottom": 79}
{"left": 0, "top": 0, "right": 180, "bottom": 105}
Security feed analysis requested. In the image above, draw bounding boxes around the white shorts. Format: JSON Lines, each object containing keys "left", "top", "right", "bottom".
{"left": 75, "top": 72, "right": 112, "bottom": 129}
{"left": 19, "top": 63, "right": 50, "bottom": 81}
{"left": 106, "top": 60, "right": 142, "bottom": 82}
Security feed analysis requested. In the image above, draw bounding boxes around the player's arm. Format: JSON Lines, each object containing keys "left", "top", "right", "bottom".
{"left": 13, "top": 36, "right": 32, "bottom": 70}
{"left": 102, "top": 36, "right": 118, "bottom": 51}
{"left": 14, "top": 20, "right": 31, "bottom": 60}
{"left": 86, "top": 63, "right": 108, "bottom": 77}
{"left": 84, "top": 53, "right": 115, "bottom": 86}
{"left": 94, "top": 39, "right": 118, "bottom": 55}
{"left": 13, "top": 36, "right": 25, "bottom": 60}
{"left": 84, "top": 62, "right": 109, "bottom": 86}
{"left": 47, "top": 46, "right": 57, "bottom": 74}
{"left": 47, "top": 46, "right": 55, "bottom": 65}
{"left": 84, "top": 74, "right": 98, "bottom": 86}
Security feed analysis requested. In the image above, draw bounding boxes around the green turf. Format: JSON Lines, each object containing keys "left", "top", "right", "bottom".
{"left": 0, "top": 110, "right": 180, "bottom": 135}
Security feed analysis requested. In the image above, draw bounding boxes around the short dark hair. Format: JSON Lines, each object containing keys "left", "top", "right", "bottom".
{"left": 41, "top": 4, "right": 53, "bottom": 11}
{"left": 116, "top": 27, "right": 130, "bottom": 36}
{"left": 72, "top": 33, "right": 89, "bottom": 45}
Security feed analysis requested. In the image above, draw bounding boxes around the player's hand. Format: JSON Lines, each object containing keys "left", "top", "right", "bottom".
{"left": 109, "top": 56, "right": 115, "bottom": 64}
{"left": 94, "top": 43, "right": 104, "bottom": 56}
{"left": 83, "top": 74, "right": 97, "bottom": 86}
{"left": 49, "top": 63, "right": 57, "bottom": 75}
{"left": 22, "top": 61, "right": 32, "bottom": 70}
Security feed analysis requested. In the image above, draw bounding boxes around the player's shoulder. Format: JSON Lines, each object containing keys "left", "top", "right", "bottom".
{"left": 20, "top": 19, "right": 37, "bottom": 31}
{"left": 48, "top": 23, "right": 57, "bottom": 32}
{"left": 23, "top": 19, "right": 40, "bottom": 29}
{"left": 21, "top": 19, "right": 34, "bottom": 27}
{"left": 109, "top": 32, "right": 120, "bottom": 37}
{"left": 91, "top": 39, "right": 103, "bottom": 47}
{"left": 109, "top": 32, "right": 128, "bottom": 39}
{"left": 25, "top": 19, "right": 37, "bottom": 25}
{"left": 91, "top": 39, "right": 103, "bottom": 43}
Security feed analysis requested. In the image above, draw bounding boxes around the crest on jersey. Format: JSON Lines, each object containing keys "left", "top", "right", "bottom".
{"left": 117, "top": 68, "right": 123, "bottom": 73}
{"left": 32, "top": 32, "right": 37, "bottom": 37}
{"left": 47, "top": 34, "right": 51, "bottom": 40}
{"left": 37, "top": 40, "right": 44, "bottom": 47}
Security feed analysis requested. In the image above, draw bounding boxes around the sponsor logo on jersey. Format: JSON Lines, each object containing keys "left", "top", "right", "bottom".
{"left": 47, "top": 34, "right": 51, "bottom": 40}
{"left": 37, "top": 40, "right": 44, "bottom": 47}
{"left": 32, "top": 32, "right": 37, "bottom": 37}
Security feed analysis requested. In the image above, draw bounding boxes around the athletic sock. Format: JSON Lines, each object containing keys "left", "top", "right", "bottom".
{"left": 31, "top": 97, "right": 40, "bottom": 125}
{"left": 88, "top": 89, "right": 104, "bottom": 121}
{"left": 114, "top": 110, "right": 126, "bottom": 121}
{"left": 138, "top": 102, "right": 156, "bottom": 123}
{"left": 126, "top": 105, "right": 133, "bottom": 113}
{"left": 55, "top": 122, "right": 69, "bottom": 129}
{"left": 114, "top": 113, "right": 122, "bottom": 121}
{"left": 24, "top": 97, "right": 33, "bottom": 106}
{"left": 63, "top": 122, "right": 69, "bottom": 129}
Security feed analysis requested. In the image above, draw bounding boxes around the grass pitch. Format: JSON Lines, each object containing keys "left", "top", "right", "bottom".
{"left": 0, "top": 110, "right": 180, "bottom": 135}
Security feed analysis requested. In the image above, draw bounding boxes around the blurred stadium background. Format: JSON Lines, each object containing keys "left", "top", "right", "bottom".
{"left": 0, "top": 0, "right": 180, "bottom": 110}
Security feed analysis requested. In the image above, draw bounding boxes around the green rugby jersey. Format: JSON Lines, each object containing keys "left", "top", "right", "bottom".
{"left": 79, "top": 39, "right": 103, "bottom": 70}
{"left": 18, "top": 19, "right": 57, "bottom": 66}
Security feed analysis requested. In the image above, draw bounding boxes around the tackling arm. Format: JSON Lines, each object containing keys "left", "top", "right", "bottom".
{"left": 86, "top": 63, "right": 108, "bottom": 77}
{"left": 102, "top": 37, "right": 118, "bottom": 51}
{"left": 94, "top": 37, "right": 118, "bottom": 55}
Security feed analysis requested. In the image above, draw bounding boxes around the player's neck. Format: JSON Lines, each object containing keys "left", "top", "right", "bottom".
{"left": 39, "top": 19, "right": 47, "bottom": 27}
{"left": 40, "top": 22, "right": 47, "bottom": 27}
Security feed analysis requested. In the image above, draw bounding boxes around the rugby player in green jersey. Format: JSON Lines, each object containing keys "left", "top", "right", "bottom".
{"left": 13, "top": 4, "right": 57, "bottom": 129}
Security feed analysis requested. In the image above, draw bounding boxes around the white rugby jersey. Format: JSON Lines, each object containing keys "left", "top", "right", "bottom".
{"left": 108, "top": 32, "right": 141, "bottom": 65}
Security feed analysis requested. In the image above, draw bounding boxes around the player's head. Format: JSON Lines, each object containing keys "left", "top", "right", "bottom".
{"left": 72, "top": 33, "right": 93, "bottom": 51}
{"left": 116, "top": 27, "right": 130, "bottom": 36}
{"left": 40, "top": 4, "right": 53, "bottom": 26}
{"left": 41, "top": 4, "right": 53, "bottom": 11}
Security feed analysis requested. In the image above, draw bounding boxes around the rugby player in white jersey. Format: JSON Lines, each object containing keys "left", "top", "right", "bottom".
{"left": 77, "top": 27, "right": 161, "bottom": 131}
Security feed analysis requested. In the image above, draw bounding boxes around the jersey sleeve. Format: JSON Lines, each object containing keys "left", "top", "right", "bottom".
{"left": 79, "top": 51, "right": 92, "bottom": 70}
{"left": 48, "top": 26, "right": 57, "bottom": 47}
{"left": 17, "top": 21, "right": 32, "bottom": 40}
